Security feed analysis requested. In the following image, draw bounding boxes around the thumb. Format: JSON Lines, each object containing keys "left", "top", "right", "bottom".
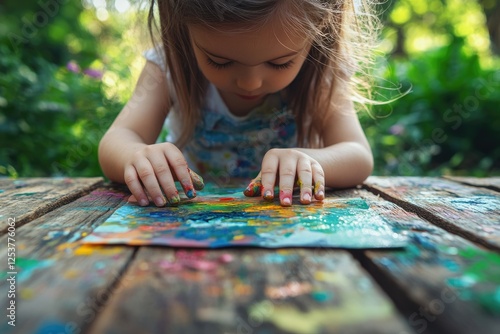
{"left": 189, "top": 168, "right": 205, "bottom": 190}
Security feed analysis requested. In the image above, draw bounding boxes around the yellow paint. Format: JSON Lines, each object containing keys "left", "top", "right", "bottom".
{"left": 249, "top": 300, "right": 394, "bottom": 334}
{"left": 296, "top": 178, "right": 303, "bottom": 187}
{"left": 63, "top": 269, "right": 81, "bottom": 279}
{"left": 20, "top": 288, "right": 34, "bottom": 300}
{"left": 74, "top": 245, "right": 96, "bottom": 256}
{"left": 314, "top": 181, "right": 321, "bottom": 194}
{"left": 314, "top": 271, "right": 349, "bottom": 285}
{"left": 57, "top": 242, "right": 123, "bottom": 256}
{"left": 233, "top": 235, "right": 245, "bottom": 241}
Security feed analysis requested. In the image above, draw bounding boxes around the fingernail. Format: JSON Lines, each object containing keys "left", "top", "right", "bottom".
{"left": 263, "top": 190, "right": 273, "bottom": 201}
{"left": 186, "top": 189, "right": 196, "bottom": 198}
{"left": 139, "top": 199, "right": 149, "bottom": 206}
{"left": 155, "top": 196, "right": 165, "bottom": 206}
{"left": 282, "top": 197, "right": 292, "bottom": 206}
{"left": 302, "top": 193, "right": 312, "bottom": 204}
{"left": 169, "top": 194, "right": 181, "bottom": 205}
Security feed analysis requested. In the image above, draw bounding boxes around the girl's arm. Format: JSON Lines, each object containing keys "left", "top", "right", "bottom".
{"left": 99, "top": 61, "right": 201, "bottom": 207}
{"left": 297, "top": 99, "right": 373, "bottom": 188}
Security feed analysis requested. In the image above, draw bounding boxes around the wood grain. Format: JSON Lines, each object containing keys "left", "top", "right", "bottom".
{"left": 363, "top": 176, "right": 500, "bottom": 251}
{"left": 443, "top": 176, "right": 500, "bottom": 192}
{"left": 337, "top": 188, "right": 500, "bottom": 334}
{"left": 0, "top": 186, "right": 134, "bottom": 334}
{"left": 0, "top": 177, "right": 103, "bottom": 233}
{"left": 90, "top": 247, "right": 411, "bottom": 334}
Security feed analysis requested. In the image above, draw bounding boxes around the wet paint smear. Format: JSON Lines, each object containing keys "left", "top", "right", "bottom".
{"left": 82, "top": 187, "right": 406, "bottom": 249}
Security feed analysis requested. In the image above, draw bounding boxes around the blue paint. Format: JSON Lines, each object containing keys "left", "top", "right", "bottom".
{"left": 311, "top": 290, "right": 333, "bottom": 302}
{"left": 35, "top": 321, "right": 73, "bottom": 334}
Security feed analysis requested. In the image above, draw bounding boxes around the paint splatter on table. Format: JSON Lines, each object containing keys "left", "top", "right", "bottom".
{"left": 0, "top": 177, "right": 499, "bottom": 334}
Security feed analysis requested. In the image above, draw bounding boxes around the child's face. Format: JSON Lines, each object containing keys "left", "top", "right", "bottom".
{"left": 188, "top": 16, "right": 311, "bottom": 111}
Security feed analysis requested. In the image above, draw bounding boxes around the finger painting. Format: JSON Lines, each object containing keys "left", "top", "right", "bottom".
{"left": 82, "top": 188, "right": 406, "bottom": 248}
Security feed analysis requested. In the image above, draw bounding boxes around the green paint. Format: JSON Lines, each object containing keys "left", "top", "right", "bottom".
{"left": 447, "top": 247, "right": 500, "bottom": 315}
{"left": 2, "top": 257, "right": 56, "bottom": 282}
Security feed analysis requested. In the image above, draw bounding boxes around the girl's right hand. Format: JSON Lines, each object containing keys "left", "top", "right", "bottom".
{"left": 123, "top": 142, "right": 204, "bottom": 207}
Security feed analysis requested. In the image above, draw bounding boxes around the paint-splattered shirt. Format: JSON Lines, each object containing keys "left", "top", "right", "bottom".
{"left": 144, "top": 48, "right": 297, "bottom": 180}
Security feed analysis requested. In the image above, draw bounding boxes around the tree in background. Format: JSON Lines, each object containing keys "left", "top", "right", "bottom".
{"left": 0, "top": 0, "right": 141, "bottom": 177}
{"left": 362, "top": 0, "right": 500, "bottom": 176}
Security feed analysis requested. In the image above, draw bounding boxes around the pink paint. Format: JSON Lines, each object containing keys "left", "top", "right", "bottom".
{"left": 279, "top": 189, "right": 293, "bottom": 207}
{"left": 219, "top": 253, "right": 234, "bottom": 263}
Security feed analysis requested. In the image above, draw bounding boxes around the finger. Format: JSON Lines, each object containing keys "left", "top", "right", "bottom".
{"left": 260, "top": 152, "right": 280, "bottom": 201}
{"left": 134, "top": 158, "right": 166, "bottom": 207}
{"left": 164, "top": 147, "right": 196, "bottom": 198}
{"left": 296, "top": 158, "right": 313, "bottom": 205}
{"left": 278, "top": 159, "right": 297, "bottom": 207}
{"left": 244, "top": 173, "right": 263, "bottom": 197}
{"left": 147, "top": 154, "right": 180, "bottom": 205}
{"left": 312, "top": 162, "right": 325, "bottom": 200}
{"left": 189, "top": 169, "right": 205, "bottom": 190}
{"left": 124, "top": 165, "right": 149, "bottom": 206}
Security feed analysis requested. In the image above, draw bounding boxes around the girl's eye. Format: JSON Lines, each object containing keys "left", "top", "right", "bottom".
{"left": 207, "top": 58, "right": 232, "bottom": 69}
{"left": 269, "top": 61, "right": 294, "bottom": 70}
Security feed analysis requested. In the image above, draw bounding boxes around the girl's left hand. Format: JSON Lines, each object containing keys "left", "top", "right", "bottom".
{"left": 244, "top": 148, "right": 325, "bottom": 206}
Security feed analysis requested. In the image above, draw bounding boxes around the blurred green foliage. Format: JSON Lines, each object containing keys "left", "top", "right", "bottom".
{"left": 0, "top": 0, "right": 499, "bottom": 177}
{"left": 361, "top": 0, "right": 500, "bottom": 176}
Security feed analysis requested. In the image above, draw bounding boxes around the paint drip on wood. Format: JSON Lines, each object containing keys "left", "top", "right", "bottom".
{"left": 82, "top": 189, "right": 406, "bottom": 248}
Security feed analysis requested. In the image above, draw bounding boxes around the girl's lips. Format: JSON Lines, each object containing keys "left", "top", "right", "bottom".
{"left": 236, "top": 94, "right": 262, "bottom": 100}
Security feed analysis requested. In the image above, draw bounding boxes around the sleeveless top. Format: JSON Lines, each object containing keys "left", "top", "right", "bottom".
{"left": 144, "top": 48, "right": 298, "bottom": 179}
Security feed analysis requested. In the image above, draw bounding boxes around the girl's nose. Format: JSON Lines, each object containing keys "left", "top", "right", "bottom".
{"left": 236, "top": 70, "right": 263, "bottom": 92}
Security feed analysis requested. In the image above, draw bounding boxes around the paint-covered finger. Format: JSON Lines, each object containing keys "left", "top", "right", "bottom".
{"left": 189, "top": 168, "right": 205, "bottom": 190}
{"left": 312, "top": 162, "right": 325, "bottom": 200}
{"left": 164, "top": 149, "right": 196, "bottom": 199}
{"left": 278, "top": 160, "right": 297, "bottom": 207}
{"left": 244, "top": 174, "right": 263, "bottom": 197}
{"left": 146, "top": 153, "right": 180, "bottom": 205}
{"left": 136, "top": 158, "right": 166, "bottom": 207}
{"left": 297, "top": 158, "right": 313, "bottom": 205}
{"left": 124, "top": 165, "right": 149, "bottom": 206}
{"left": 260, "top": 152, "right": 280, "bottom": 201}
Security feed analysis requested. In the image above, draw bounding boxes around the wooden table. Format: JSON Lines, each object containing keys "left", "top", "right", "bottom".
{"left": 1, "top": 176, "right": 499, "bottom": 334}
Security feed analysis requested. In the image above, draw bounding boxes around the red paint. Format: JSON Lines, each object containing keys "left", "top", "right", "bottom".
{"left": 219, "top": 197, "right": 235, "bottom": 202}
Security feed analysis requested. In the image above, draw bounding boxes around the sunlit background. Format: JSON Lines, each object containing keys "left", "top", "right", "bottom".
{"left": 1, "top": 0, "right": 499, "bottom": 178}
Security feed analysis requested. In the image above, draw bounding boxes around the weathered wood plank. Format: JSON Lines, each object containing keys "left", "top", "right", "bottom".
{"left": 363, "top": 176, "right": 500, "bottom": 251}
{"left": 90, "top": 247, "right": 411, "bottom": 334}
{"left": 329, "top": 188, "right": 500, "bottom": 334}
{"left": 443, "top": 176, "right": 500, "bottom": 192}
{"left": 0, "top": 185, "right": 135, "bottom": 334}
{"left": 0, "top": 177, "right": 104, "bottom": 233}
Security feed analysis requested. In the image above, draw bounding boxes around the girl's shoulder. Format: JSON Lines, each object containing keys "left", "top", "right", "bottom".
{"left": 144, "top": 47, "right": 166, "bottom": 70}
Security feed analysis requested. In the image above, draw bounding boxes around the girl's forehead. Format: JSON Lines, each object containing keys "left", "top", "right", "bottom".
{"left": 188, "top": 18, "right": 310, "bottom": 63}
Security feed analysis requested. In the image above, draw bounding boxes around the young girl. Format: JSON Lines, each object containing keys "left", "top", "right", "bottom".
{"left": 99, "top": 0, "right": 377, "bottom": 207}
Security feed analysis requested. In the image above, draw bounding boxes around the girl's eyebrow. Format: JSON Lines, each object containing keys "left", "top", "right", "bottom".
{"left": 194, "top": 41, "right": 300, "bottom": 62}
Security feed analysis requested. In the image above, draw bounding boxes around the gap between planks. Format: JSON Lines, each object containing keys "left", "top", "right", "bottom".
{"left": 361, "top": 183, "right": 500, "bottom": 253}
